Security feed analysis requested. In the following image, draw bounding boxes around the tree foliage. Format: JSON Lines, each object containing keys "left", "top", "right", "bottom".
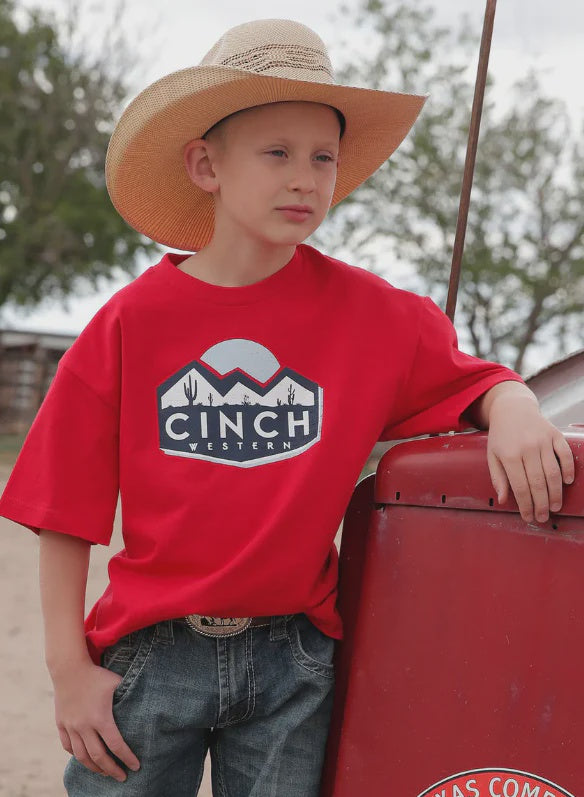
{"left": 316, "top": 0, "right": 584, "bottom": 373}
{"left": 0, "top": 0, "right": 156, "bottom": 311}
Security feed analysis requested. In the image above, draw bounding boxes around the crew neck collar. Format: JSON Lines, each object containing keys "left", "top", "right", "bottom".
{"left": 156, "top": 246, "right": 306, "bottom": 306}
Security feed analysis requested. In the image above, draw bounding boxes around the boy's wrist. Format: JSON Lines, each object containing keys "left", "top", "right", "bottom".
{"left": 471, "top": 380, "right": 539, "bottom": 428}
{"left": 486, "top": 383, "right": 540, "bottom": 420}
{"left": 46, "top": 643, "right": 94, "bottom": 680}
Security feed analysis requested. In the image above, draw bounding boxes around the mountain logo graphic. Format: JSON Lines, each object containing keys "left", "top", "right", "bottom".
{"left": 157, "top": 338, "right": 323, "bottom": 467}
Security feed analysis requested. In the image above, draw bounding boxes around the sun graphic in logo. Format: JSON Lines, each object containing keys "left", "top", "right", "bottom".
{"left": 200, "top": 338, "right": 281, "bottom": 382}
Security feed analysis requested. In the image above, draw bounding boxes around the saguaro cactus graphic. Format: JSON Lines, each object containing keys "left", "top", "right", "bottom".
{"left": 287, "top": 384, "right": 296, "bottom": 405}
{"left": 184, "top": 375, "right": 198, "bottom": 405}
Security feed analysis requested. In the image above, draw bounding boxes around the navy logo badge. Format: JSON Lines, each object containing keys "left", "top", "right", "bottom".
{"left": 157, "top": 339, "right": 323, "bottom": 467}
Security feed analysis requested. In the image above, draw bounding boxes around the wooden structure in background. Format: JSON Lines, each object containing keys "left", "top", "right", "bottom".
{"left": 0, "top": 330, "right": 75, "bottom": 434}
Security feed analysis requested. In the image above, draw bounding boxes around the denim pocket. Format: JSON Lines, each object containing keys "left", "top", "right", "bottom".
{"left": 287, "top": 614, "right": 335, "bottom": 679}
{"left": 101, "top": 625, "right": 157, "bottom": 705}
{"left": 101, "top": 632, "right": 137, "bottom": 667}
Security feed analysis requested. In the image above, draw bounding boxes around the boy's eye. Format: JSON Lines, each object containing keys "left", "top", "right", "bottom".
{"left": 265, "top": 150, "right": 336, "bottom": 162}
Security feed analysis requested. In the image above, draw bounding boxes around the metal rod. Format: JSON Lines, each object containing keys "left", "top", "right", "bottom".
{"left": 445, "top": 0, "right": 497, "bottom": 322}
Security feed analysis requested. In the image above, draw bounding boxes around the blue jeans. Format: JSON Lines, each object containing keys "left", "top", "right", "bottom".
{"left": 64, "top": 614, "right": 336, "bottom": 796}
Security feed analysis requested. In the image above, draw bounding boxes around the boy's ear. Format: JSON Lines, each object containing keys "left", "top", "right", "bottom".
{"left": 183, "top": 139, "right": 219, "bottom": 193}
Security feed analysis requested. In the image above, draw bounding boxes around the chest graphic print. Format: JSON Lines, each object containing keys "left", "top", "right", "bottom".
{"left": 157, "top": 338, "right": 323, "bottom": 467}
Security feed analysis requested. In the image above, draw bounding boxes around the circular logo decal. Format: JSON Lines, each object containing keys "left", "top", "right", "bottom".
{"left": 418, "top": 768, "right": 575, "bottom": 797}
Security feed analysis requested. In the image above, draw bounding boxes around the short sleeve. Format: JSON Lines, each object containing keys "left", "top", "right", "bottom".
{"left": 0, "top": 309, "right": 121, "bottom": 545}
{"left": 380, "top": 297, "right": 524, "bottom": 441}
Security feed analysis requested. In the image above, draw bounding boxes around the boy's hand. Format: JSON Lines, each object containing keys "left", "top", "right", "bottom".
{"left": 477, "top": 383, "right": 575, "bottom": 523}
{"left": 52, "top": 658, "right": 140, "bottom": 782}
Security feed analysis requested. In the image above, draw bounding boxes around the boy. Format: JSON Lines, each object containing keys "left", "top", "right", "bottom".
{"left": 0, "top": 18, "right": 574, "bottom": 797}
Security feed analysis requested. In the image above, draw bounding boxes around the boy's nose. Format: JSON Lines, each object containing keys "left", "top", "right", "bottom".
{"left": 287, "top": 163, "right": 317, "bottom": 193}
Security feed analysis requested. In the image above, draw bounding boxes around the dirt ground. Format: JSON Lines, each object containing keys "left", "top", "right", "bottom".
{"left": 0, "top": 464, "right": 214, "bottom": 797}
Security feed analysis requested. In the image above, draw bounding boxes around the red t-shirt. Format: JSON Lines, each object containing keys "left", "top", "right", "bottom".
{"left": 0, "top": 245, "right": 521, "bottom": 663}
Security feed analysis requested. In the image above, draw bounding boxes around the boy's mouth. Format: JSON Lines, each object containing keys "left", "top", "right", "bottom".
{"left": 276, "top": 205, "right": 314, "bottom": 222}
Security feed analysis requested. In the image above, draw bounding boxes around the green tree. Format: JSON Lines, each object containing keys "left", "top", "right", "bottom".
{"left": 0, "top": 0, "right": 156, "bottom": 311}
{"left": 315, "top": 0, "right": 584, "bottom": 373}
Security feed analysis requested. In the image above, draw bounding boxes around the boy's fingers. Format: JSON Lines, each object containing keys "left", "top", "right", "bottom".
{"left": 501, "top": 457, "right": 534, "bottom": 522}
{"left": 100, "top": 719, "right": 141, "bottom": 773}
{"left": 83, "top": 729, "right": 128, "bottom": 782}
{"left": 540, "top": 444, "right": 564, "bottom": 513}
{"left": 523, "top": 453, "right": 551, "bottom": 523}
{"left": 487, "top": 452, "right": 509, "bottom": 503}
{"left": 553, "top": 432, "right": 575, "bottom": 484}
{"left": 58, "top": 726, "right": 73, "bottom": 755}
{"left": 69, "top": 730, "right": 106, "bottom": 776}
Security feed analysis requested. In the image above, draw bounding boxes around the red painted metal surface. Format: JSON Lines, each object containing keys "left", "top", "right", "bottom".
{"left": 321, "top": 474, "right": 375, "bottom": 797}
{"left": 322, "top": 430, "right": 584, "bottom": 797}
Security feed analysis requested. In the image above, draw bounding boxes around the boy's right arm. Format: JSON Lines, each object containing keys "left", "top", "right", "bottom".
{"left": 39, "top": 529, "right": 140, "bottom": 783}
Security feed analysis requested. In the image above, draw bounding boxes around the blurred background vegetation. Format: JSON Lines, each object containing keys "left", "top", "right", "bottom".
{"left": 0, "top": 0, "right": 155, "bottom": 311}
{"left": 315, "top": 0, "right": 584, "bottom": 373}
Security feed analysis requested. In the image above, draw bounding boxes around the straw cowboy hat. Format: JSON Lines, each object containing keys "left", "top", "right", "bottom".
{"left": 105, "top": 18, "right": 427, "bottom": 251}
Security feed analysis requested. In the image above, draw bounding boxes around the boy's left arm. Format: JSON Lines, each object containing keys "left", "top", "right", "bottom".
{"left": 465, "top": 380, "right": 575, "bottom": 524}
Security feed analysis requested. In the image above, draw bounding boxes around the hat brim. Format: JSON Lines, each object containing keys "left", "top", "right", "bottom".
{"left": 106, "top": 65, "right": 427, "bottom": 251}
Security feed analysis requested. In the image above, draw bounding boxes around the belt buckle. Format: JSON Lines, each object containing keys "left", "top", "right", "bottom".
{"left": 185, "top": 615, "right": 252, "bottom": 638}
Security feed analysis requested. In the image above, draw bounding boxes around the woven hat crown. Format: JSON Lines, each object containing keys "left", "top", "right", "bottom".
{"left": 200, "top": 19, "right": 335, "bottom": 84}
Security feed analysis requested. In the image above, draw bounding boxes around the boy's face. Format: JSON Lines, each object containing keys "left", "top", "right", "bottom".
{"left": 199, "top": 101, "right": 341, "bottom": 248}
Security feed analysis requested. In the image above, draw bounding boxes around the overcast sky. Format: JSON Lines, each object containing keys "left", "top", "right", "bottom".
{"left": 4, "top": 0, "right": 584, "bottom": 340}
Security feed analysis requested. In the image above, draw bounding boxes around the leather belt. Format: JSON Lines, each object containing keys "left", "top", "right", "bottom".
{"left": 183, "top": 614, "right": 275, "bottom": 638}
